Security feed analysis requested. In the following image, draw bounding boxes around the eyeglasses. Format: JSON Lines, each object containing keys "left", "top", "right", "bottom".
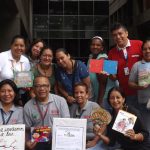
{"left": 34, "top": 84, "right": 49, "bottom": 89}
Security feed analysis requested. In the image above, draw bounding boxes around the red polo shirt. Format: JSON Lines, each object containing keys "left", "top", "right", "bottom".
{"left": 108, "top": 40, "right": 143, "bottom": 96}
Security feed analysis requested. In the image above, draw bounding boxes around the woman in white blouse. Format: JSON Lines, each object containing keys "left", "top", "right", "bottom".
{"left": 0, "top": 35, "right": 30, "bottom": 81}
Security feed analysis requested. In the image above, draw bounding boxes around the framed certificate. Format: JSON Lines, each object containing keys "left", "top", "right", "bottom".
{"left": 52, "top": 118, "right": 87, "bottom": 150}
{"left": 14, "top": 71, "right": 34, "bottom": 88}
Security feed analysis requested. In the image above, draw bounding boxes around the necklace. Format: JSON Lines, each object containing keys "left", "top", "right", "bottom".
{"left": 38, "top": 64, "right": 52, "bottom": 77}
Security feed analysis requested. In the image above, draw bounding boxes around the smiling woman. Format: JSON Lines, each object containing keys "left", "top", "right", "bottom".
{"left": 0, "top": 79, "right": 23, "bottom": 125}
{"left": 0, "top": 35, "right": 30, "bottom": 82}
{"left": 95, "top": 87, "right": 150, "bottom": 150}
{"left": 32, "top": 47, "right": 57, "bottom": 94}
{"left": 129, "top": 39, "right": 150, "bottom": 134}
{"left": 55, "top": 48, "right": 91, "bottom": 106}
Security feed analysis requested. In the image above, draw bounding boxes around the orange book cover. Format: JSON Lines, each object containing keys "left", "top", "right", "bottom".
{"left": 89, "top": 59, "right": 104, "bottom": 73}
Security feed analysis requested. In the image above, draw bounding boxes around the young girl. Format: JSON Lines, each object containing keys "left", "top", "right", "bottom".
{"left": 87, "top": 36, "right": 117, "bottom": 108}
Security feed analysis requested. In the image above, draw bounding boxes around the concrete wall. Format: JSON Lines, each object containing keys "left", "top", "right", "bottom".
{"left": 0, "top": 0, "right": 32, "bottom": 51}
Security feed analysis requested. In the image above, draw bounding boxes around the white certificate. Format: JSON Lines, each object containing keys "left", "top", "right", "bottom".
{"left": 52, "top": 118, "right": 87, "bottom": 150}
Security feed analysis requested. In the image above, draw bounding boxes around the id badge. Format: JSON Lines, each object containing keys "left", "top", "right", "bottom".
{"left": 124, "top": 67, "right": 129, "bottom": 75}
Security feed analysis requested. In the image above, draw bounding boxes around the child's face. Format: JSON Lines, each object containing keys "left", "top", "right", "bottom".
{"left": 33, "top": 132, "right": 40, "bottom": 139}
{"left": 90, "top": 39, "right": 103, "bottom": 55}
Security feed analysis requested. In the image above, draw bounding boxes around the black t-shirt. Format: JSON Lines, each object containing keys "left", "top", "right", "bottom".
{"left": 107, "top": 106, "right": 150, "bottom": 150}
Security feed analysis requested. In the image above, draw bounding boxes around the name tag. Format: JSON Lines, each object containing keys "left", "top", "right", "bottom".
{"left": 124, "top": 67, "right": 129, "bottom": 75}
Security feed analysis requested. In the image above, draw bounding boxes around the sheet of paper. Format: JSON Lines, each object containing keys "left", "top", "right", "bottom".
{"left": 52, "top": 118, "right": 87, "bottom": 150}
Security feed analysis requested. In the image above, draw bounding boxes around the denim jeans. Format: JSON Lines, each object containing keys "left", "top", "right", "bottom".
{"left": 86, "top": 141, "right": 109, "bottom": 150}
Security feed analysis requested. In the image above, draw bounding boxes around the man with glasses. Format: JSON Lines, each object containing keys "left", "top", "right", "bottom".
{"left": 24, "top": 76, "right": 70, "bottom": 150}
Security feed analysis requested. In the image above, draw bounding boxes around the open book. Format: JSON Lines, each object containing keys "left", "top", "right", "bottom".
{"left": 112, "top": 110, "right": 137, "bottom": 134}
{"left": 89, "top": 59, "right": 118, "bottom": 74}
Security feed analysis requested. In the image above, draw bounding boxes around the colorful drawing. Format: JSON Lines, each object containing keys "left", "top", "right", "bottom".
{"left": 31, "top": 126, "right": 51, "bottom": 142}
{"left": 112, "top": 110, "right": 137, "bottom": 134}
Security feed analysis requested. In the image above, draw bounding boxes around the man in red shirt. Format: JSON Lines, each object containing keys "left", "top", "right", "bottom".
{"left": 108, "top": 23, "right": 142, "bottom": 108}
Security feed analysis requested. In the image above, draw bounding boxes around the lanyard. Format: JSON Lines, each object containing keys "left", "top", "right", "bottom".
{"left": 36, "top": 100, "right": 50, "bottom": 126}
{"left": 11, "top": 60, "right": 23, "bottom": 72}
{"left": 1, "top": 109, "right": 13, "bottom": 125}
{"left": 76, "top": 109, "right": 85, "bottom": 118}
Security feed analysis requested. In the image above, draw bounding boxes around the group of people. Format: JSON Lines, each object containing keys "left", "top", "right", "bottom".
{"left": 0, "top": 22, "right": 150, "bottom": 150}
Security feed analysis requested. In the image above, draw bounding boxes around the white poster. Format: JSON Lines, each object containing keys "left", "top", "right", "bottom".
{"left": 0, "top": 124, "right": 25, "bottom": 150}
{"left": 52, "top": 118, "right": 87, "bottom": 150}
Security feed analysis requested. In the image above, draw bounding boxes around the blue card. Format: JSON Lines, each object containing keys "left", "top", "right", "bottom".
{"left": 103, "top": 60, "right": 118, "bottom": 74}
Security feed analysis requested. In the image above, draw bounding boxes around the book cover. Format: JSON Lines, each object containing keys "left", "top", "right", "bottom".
{"left": 14, "top": 71, "right": 34, "bottom": 88}
{"left": 103, "top": 60, "right": 118, "bottom": 75}
{"left": 89, "top": 59, "right": 104, "bottom": 73}
{"left": 31, "top": 126, "right": 51, "bottom": 142}
{"left": 112, "top": 110, "right": 137, "bottom": 134}
{"left": 138, "top": 63, "right": 150, "bottom": 86}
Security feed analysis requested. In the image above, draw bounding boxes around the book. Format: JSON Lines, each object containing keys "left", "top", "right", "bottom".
{"left": 89, "top": 59, "right": 118, "bottom": 74}
{"left": 89, "top": 59, "right": 104, "bottom": 73}
{"left": 14, "top": 71, "right": 34, "bottom": 88}
{"left": 112, "top": 110, "right": 137, "bottom": 134}
{"left": 138, "top": 63, "right": 150, "bottom": 86}
{"left": 91, "top": 108, "right": 112, "bottom": 135}
{"left": 31, "top": 126, "right": 51, "bottom": 142}
{"left": 103, "top": 60, "right": 118, "bottom": 75}
{"left": 91, "top": 107, "right": 112, "bottom": 126}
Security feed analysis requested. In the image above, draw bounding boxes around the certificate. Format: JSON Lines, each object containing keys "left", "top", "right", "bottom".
{"left": 14, "top": 71, "right": 34, "bottom": 88}
{"left": 52, "top": 118, "right": 87, "bottom": 150}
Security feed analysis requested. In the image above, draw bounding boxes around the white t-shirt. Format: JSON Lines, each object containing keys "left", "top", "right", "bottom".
{"left": 0, "top": 50, "right": 31, "bottom": 81}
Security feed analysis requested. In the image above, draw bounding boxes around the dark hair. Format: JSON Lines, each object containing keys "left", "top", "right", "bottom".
{"left": 33, "top": 76, "right": 50, "bottom": 86}
{"left": 110, "top": 23, "right": 127, "bottom": 33}
{"left": 55, "top": 48, "right": 69, "bottom": 56}
{"left": 91, "top": 36, "right": 105, "bottom": 51}
{"left": 27, "top": 38, "right": 45, "bottom": 57}
{"left": 0, "top": 79, "right": 20, "bottom": 106}
{"left": 74, "top": 82, "right": 88, "bottom": 94}
{"left": 141, "top": 38, "right": 150, "bottom": 50}
{"left": 39, "top": 46, "right": 53, "bottom": 57}
{"left": 10, "top": 35, "right": 26, "bottom": 46}
{"left": 107, "top": 87, "right": 126, "bottom": 106}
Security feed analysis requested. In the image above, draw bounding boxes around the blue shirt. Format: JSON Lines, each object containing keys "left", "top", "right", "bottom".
{"left": 56, "top": 60, "right": 89, "bottom": 95}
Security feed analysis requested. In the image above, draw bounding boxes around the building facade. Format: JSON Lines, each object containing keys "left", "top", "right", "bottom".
{"left": 33, "top": 0, "right": 109, "bottom": 60}
{"left": 0, "top": 0, "right": 32, "bottom": 51}
{"left": 109, "top": 0, "right": 150, "bottom": 46}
